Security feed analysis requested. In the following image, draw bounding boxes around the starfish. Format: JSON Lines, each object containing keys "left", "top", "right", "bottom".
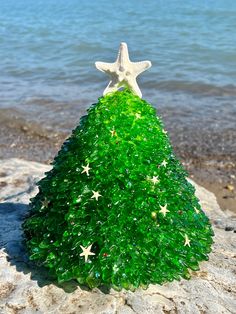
{"left": 91, "top": 190, "right": 102, "bottom": 201}
{"left": 41, "top": 199, "right": 49, "bottom": 208}
{"left": 184, "top": 234, "right": 191, "bottom": 247}
{"left": 81, "top": 164, "right": 91, "bottom": 176}
{"left": 150, "top": 176, "right": 159, "bottom": 185}
{"left": 95, "top": 42, "right": 152, "bottom": 98}
{"left": 161, "top": 160, "right": 167, "bottom": 167}
{"left": 110, "top": 129, "right": 117, "bottom": 137}
{"left": 159, "top": 204, "right": 170, "bottom": 217}
{"left": 80, "top": 244, "right": 95, "bottom": 262}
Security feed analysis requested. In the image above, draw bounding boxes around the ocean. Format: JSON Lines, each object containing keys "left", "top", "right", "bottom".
{"left": 0, "top": 0, "right": 236, "bottom": 161}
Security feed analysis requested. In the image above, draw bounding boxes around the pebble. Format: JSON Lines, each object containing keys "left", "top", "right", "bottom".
{"left": 225, "top": 226, "right": 234, "bottom": 232}
{"left": 225, "top": 184, "right": 234, "bottom": 192}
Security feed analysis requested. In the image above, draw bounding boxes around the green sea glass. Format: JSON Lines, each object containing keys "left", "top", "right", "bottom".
{"left": 22, "top": 89, "right": 214, "bottom": 290}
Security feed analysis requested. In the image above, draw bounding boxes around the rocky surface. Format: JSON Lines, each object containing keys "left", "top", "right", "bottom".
{"left": 0, "top": 158, "right": 235, "bottom": 314}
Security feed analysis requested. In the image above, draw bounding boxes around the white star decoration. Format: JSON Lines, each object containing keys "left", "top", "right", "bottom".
{"left": 81, "top": 164, "right": 91, "bottom": 176}
{"left": 91, "top": 190, "right": 102, "bottom": 201}
{"left": 161, "top": 160, "right": 167, "bottom": 167}
{"left": 80, "top": 244, "right": 95, "bottom": 262}
{"left": 184, "top": 234, "right": 191, "bottom": 247}
{"left": 41, "top": 199, "right": 49, "bottom": 208}
{"left": 151, "top": 176, "right": 159, "bottom": 185}
{"left": 110, "top": 129, "right": 117, "bottom": 137}
{"left": 159, "top": 204, "right": 170, "bottom": 217}
{"left": 95, "top": 42, "right": 152, "bottom": 98}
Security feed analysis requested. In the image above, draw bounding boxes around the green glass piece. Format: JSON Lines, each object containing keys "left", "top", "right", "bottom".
{"left": 22, "top": 89, "right": 214, "bottom": 291}
{"left": 86, "top": 274, "right": 101, "bottom": 289}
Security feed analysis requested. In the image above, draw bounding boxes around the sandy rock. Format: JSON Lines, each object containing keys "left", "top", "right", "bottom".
{"left": 0, "top": 158, "right": 235, "bottom": 314}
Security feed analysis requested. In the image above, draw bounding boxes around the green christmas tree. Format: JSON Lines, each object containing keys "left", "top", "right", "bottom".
{"left": 22, "top": 43, "right": 214, "bottom": 291}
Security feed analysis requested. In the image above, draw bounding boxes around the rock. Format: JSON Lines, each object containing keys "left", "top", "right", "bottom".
{"left": 225, "top": 226, "right": 234, "bottom": 232}
{"left": 0, "top": 158, "right": 235, "bottom": 314}
{"left": 225, "top": 184, "right": 234, "bottom": 192}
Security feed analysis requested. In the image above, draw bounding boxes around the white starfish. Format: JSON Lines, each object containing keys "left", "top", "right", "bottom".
{"left": 95, "top": 42, "right": 152, "bottom": 98}
{"left": 81, "top": 164, "right": 91, "bottom": 176}
{"left": 91, "top": 190, "right": 102, "bottom": 201}
{"left": 184, "top": 234, "right": 191, "bottom": 247}
{"left": 159, "top": 204, "right": 170, "bottom": 217}
{"left": 80, "top": 244, "right": 95, "bottom": 262}
{"left": 41, "top": 199, "right": 49, "bottom": 208}
{"left": 161, "top": 160, "right": 167, "bottom": 167}
{"left": 150, "top": 176, "right": 159, "bottom": 185}
{"left": 110, "top": 129, "right": 117, "bottom": 137}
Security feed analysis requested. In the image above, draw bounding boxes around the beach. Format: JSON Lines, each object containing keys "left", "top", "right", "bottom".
{"left": 0, "top": 0, "right": 235, "bottom": 212}
{"left": 0, "top": 104, "right": 235, "bottom": 214}
{"left": 0, "top": 2, "right": 236, "bottom": 311}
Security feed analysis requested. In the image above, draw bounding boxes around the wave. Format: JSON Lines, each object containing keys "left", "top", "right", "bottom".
{"left": 144, "top": 80, "right": 236, "bottom": 97}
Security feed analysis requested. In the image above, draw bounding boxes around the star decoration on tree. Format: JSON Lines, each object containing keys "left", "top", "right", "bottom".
{"left": 184, "top": 234, "right": 191, "bottom": 247}
{"left": 80, "top": 244, "right": 95, "bottom": 262}
{"left": 150, "top": 176, "right": 159, "bottom": 185}
{"left": 161, "top": 160, "right": 167, "bottom": 167}
{"left": 159, "top": 204, "right": 170, "bottom": 217}
{"left": 81, "top": 164, "right": 91, "bottom": 176}
{"left": 91, "top": 190, "right": 102, "bottom": 201}
{"left": 41, "top": 199, "right": 49, "bottom": 208}
{"left": 95, "top": 42, "right": 152, "bottom": 98}
{"left": 110, "top": 129, "right": 117, "bottom": 137}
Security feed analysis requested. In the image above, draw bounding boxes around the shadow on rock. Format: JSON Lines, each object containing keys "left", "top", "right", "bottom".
{"left": 0, "top": 202, "right": 86, "bottom": 293}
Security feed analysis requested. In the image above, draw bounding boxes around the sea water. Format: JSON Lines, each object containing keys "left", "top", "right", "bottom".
{"left": 0, "top": 0, "right": 235, "bottom": 142}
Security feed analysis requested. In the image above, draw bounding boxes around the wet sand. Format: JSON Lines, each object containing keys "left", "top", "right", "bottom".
{"left": 0, "top": 117, "right": 235, "bottom": 215}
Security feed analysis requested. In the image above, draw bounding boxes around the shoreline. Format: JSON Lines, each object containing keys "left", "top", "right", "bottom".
{"left": 0, "top": 123, "right": 235, "bottom": 214}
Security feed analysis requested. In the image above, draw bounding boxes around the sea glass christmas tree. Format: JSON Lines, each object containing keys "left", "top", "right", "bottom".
{"left": 22, "top": 43, "right": 214, "bottom": 291}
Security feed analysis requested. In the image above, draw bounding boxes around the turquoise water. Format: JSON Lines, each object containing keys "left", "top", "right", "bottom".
{"left": 0, "top": 0, "right": 236, "bottom": 136}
